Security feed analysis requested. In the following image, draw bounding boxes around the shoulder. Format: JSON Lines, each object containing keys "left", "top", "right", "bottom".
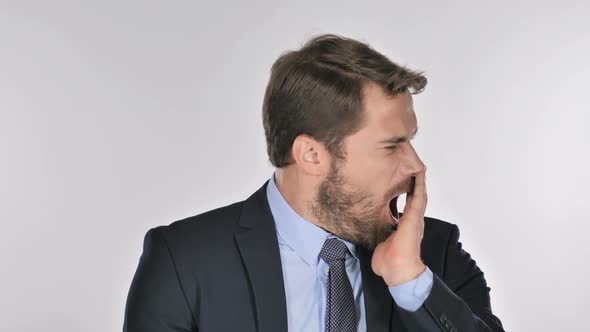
{"left": 397, "top": 212, "right": 459, "bottom": 243}
{"left": 424, "top": 215, "right": 459, "bottom": 240}
{"left": 145, "top": 199, "right": 247, "bottom": 255}
{"left": 421, "top": 215, "right": 461, "bottom": 274}
{"left": 169, "top": 200, "right": 245, "bottom": 235}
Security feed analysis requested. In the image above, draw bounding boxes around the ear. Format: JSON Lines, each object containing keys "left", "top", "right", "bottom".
{"left": 291, "top": 134, "right": 331, "bottom": 176}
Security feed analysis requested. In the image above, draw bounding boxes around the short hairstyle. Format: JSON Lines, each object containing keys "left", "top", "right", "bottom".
{"left": 262, "top": 34, "right": 427, "bottom": 167}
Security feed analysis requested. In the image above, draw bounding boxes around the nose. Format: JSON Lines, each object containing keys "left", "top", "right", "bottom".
{"left": 399, "top": 142, "right": 426, "bottom": 177}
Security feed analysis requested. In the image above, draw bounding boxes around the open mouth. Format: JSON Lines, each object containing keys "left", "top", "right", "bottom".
{"left": 388, "top": 196, "right": 400, "bottom": 226}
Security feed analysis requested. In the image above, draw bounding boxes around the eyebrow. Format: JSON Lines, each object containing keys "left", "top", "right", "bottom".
{"left": 379, "top": 127, "right": 419, "bottom": 144}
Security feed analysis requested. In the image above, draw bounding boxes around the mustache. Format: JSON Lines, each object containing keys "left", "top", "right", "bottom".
{"left": 388, "top": 176, "right": 416, "bottom": 198}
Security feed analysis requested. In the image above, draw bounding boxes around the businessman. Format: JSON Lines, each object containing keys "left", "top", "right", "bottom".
{"left": 124, "top": 34, "right": 505, "bottom": 331}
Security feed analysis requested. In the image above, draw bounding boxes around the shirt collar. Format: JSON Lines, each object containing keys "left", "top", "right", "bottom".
{"left": 266, "top": 172, "right": 359, "bottom": 266}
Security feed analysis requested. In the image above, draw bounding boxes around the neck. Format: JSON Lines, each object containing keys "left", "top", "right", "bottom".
{"left": 273, "top": 167, "right": 325, "bottom": 229}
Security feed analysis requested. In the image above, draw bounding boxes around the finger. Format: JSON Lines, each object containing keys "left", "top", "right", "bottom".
{"left": 399, "top": 172, "right": 427, "bottom": 223}
{"left": 408, "top": 171, "right": 427, "bottom": 214}
{"left": 395, "top": 190, "right": 423, "bottom": 245}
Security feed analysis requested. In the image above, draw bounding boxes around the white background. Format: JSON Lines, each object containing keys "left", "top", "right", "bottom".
{"left": 1, "top": 1, "right": 589, "bottom": 331}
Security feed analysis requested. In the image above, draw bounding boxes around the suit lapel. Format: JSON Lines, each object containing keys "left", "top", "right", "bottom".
{"left": 359, "top": 245, "right": 395, "bottom": 332}
{"left": 234, "top": 181, "right": 288, "bottom": 332}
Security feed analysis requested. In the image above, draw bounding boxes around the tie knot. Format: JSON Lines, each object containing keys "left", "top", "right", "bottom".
{"left": 320, "top": 238, "right": 350, "bottom": 264}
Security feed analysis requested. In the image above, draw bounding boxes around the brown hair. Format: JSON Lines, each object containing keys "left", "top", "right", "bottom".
{"left": 262, "top": 34, "right": 427, "bottom": 167}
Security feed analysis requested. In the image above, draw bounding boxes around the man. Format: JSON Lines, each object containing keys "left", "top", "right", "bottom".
{"left": 124, "top": 34, "right": 505, "bottom": 331}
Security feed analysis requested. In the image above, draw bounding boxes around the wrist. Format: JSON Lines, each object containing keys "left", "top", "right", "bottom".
{"left": 384, "top": 262, "right": 426, "bottom": 287}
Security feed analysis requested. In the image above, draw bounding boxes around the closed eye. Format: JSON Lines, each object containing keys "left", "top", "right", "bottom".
{"left": 386, "top": 146, "right": 397, "bottom": 150}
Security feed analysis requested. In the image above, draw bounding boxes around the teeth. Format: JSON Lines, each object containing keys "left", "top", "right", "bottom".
{"left": 388, "top": 197, "right": 399, "bottom": 224}
{"left": 389, "top": 209, "right": 399, "bottom": 225}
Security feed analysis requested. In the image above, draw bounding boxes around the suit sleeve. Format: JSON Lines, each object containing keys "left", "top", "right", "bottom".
{"left": 397, "top": 224, "right": 505, "bottom": 332}
{"left": 123, "top": 227, "right": 198, "bottom": 332}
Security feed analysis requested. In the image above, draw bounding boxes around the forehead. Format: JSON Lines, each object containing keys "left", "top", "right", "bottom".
{"left": 360, "top": 83, "right": 416, "bottom": 138}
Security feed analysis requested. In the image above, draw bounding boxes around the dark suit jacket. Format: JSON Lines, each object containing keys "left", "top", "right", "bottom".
{"left": 124, "top": 180, "right": 505, "bottom": 331}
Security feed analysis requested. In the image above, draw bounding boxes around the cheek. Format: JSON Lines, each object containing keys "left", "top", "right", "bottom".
{"left": 364, "top": 166, "right": 397, "bottom": 199}
{"left": 377, "top": 163, "right": 403, "bottom": 197}
{"left": 341, "top": 159, "right": 370, "bottom": 185}
{"left": 344, "top": 153, "right": 399, "bottom": 192}
{"left": 374, "top": 158, "right": 400, "bottom": 181}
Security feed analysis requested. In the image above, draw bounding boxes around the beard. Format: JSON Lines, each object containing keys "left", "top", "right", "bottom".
{"left": 310, "top": 158, "right": 413, "bottom": 250}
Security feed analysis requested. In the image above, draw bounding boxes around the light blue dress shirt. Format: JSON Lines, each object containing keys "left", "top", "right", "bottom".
{"left": 266, "top": 173, "right": 433, "bottom": 331}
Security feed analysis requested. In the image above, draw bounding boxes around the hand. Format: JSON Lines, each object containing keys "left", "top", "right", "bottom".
{"left": 371, "top": 170, "right": 427, "bottom": 287}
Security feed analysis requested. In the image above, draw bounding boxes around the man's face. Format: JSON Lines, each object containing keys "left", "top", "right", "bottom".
{"left": 311, "top": 83, "right": 426, "bottom": 249}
